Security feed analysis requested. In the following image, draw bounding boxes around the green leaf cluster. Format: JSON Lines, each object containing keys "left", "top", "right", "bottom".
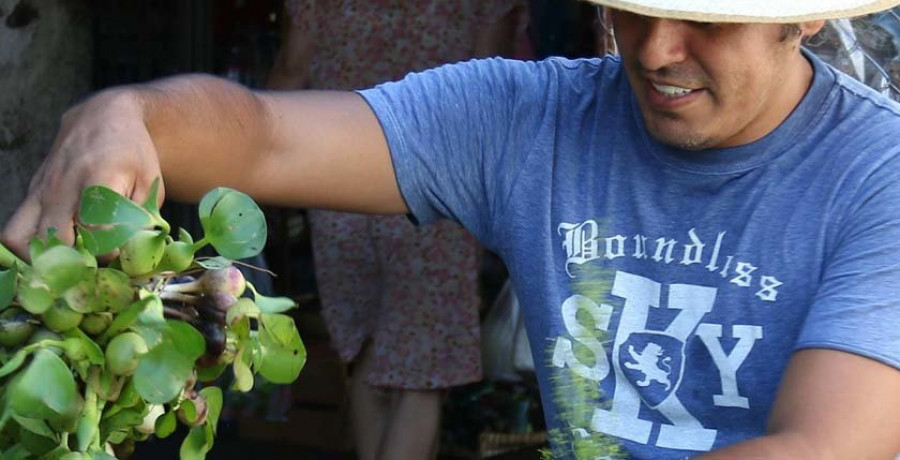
{"left": 0, "top": 180, "right": 305, "bottom": 459}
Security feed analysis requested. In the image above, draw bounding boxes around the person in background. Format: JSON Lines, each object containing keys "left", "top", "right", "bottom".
{"left": 266, "top": 2, "right": 523, "bottom": 459}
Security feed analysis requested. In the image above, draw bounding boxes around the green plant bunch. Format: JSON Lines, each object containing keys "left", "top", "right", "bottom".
{"left": 0, "top": 181, "right": 306, "bottom": 460}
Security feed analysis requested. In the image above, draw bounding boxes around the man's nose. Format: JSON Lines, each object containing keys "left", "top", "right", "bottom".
{"left": 636, "top": 19, "right": 689, "bottom": 72}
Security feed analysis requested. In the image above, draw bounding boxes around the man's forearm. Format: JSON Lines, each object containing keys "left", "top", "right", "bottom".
{"left": 699, "top": 432, "right": 824, "bottom": 460}
{"left": 79, "top": 73, "right": 403, "bottom": 214}
{"left": 124, "top": 74, "right": 275, "bottom": 203}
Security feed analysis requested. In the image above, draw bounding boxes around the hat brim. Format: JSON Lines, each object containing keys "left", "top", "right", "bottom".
{"left": 587, "top": 0, "right": 900, "bottom": 23}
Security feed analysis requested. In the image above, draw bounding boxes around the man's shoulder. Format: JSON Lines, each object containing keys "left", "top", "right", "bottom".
{"left": 825, "top": 63, "right": 900, "bottom": 122}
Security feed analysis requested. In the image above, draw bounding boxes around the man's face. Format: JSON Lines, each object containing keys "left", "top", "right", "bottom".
{"left": 612, "top": 11, "right": 822, "bottom": 150}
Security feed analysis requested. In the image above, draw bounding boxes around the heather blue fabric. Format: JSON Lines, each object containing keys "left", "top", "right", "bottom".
{"left": 359, "top": 51, "right": 900, "bottom": 459}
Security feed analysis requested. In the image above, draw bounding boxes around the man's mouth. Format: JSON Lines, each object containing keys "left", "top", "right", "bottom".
{"left": 650, "top": 82, "right": 697, "bottom": 98}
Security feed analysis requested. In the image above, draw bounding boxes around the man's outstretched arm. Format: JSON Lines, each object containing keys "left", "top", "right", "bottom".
{"left": 1, "top": 74, "right": 406, "bottom": 256}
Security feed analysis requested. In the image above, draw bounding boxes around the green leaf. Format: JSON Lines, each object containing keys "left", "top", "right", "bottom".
{"left": 179, "top": 399, "right": 199, "bottom": 425}
{"left": 116, "top": 380, "right": 141, "bottom": 409}
{"left": 78, "top": 186, "right": 156, "bottom": 255}
{"left": 198, "top": 387, "right": 223, "bottom": 436}
{"left": 99, "top": 407, "right": 143, "bottom": 433}
{"left": 36, "top": 444, "right": 71, "bottom": 460}
{"left": 106, "top": 430, "right": 127, "bottom": 444}
{"left": 0, "top": 241, "right": 28, "bottom": 270}
{"left": 232, "top": 347, "right": 254, "bottom": 392}
{"left": 179, "top": 425, "right": 211, "bottom": 460}
{"left": 18, "top": 423, "right": 57, "bottom": 456}
{"left": 97, "top": 297, "right": 152, "bottom": 344}
{"left": 136, "top": 294, "right": 165, "bottom": 326}
{"left": 225, "top": 298, "right": 259, "bottom": 326}
{"left": 11, "top": 415, "right": 56, "bottom": 438}
{"left": 17, "top": 273, "right": 57, "bottom": 315}
{"left": 257, "top": 314, "right": 306, "bottom": 384}
{"left": 177, "top": 228, "right": 194, "bottom": 245}
{"left": 88, "top": 450, "right": 118, "bottom": 460}
{"left": 141, "top": 178, "right": 162, "bottom": 215}
{"left": 9, "top": 350, "right": 83, "bottom": 422}
{"left": 166, "top": 321, "right": 205, "bottom": 360}
{"left": 196, "top": 362, "right": 226, "bottom": 383}
{"left": 253, "top": 293, "right": 296, "bottom": 314}
{"left": 28, "top": 229, "right": 67, "bottom": 263}
{"left": 0, "top": 267, "right": 19, "bottom": 310}
{"left": 61, "top": 329, "right": 104, "bottom": 365}
{"left": 198, "top": 188, "right": 267, "bottom": 259}
{"left": 33, "top": 247, "right": 91, "bottom": 294}
{"left": 3, "top": 444, "right": 33, "bottom": 460}
{"left": 93, "top": 268, "right": 134, "bottom": 313}
{"left": 194, "top": 257, "right": 231, "bottom": 270}
{"left": 62, "top": 275, "right": 101, "bottom": 314}
{"left": 133, "top": 324, "right": 202, "bottom": 404}
{"left": 28, "top": 237, "right": 46, "bottom": 264}
{"left": 0, "top": 349, "right": 28, "bottom": 378}
{"left": 155, "top": 410, "right": 177, "bottom": 439}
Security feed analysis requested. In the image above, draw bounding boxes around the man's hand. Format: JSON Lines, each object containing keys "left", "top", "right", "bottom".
{"left": 1, "top": 90, "right": 163, "bottom": 258}
{"left": 1, "top": 74, "right": 407, "bottom": 259}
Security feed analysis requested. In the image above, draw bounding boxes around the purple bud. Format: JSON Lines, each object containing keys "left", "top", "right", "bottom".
{"left": 199, "top": 267, "right": 246, "bottom": 297}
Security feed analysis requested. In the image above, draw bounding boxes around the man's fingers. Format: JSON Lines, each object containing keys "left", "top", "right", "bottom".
{"left": 36, "top": 203, "right": 78, "bottom": 247}
{"left": 1, "top": 194, "right": 42, "bottom": 261}
{"left": 128, "top": 174, "right": 166, "bottom": 211}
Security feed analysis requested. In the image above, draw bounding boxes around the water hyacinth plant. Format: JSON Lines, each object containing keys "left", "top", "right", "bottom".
{"left": 0, "top": 180, "right": 305, "bottom": 459}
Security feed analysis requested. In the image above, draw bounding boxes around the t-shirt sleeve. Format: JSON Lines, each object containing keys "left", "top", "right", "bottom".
{"left": 357, "top": 57, "right": 551, "bottom": 250}
{"left": 797, "top": 149, "right": 900, "bottom": 369}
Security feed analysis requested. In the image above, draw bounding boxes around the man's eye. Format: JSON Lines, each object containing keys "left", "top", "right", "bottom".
{"left": 685, "top": 20, "right": 718, "bottom": 29}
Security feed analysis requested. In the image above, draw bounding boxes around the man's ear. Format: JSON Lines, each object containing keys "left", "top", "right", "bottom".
{"left": 799, "top": 20, "right": 826, "bottom": 38}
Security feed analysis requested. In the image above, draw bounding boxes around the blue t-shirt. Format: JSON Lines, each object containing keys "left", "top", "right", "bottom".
{"left": 359, "top": 51, "right": 900, "bottom": 458}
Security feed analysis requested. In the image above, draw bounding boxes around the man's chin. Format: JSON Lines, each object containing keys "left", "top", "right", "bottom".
{"left": 647, "top": 128, "right": 714, "bottom": 151}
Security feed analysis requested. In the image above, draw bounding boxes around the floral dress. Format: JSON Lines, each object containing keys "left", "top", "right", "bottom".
{"left": 285, "top": 0, "right": 519, "bottom": 389}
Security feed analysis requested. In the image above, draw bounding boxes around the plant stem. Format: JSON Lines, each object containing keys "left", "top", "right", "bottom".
{"left": 159, "top": 290, "right": 199, "bottom": 303}
{"left": 164, "top": 306, "right": 197, "bottom": 323}
{"left": 0, "top": 242, "right": 27, "bottom": 269}
{"left": 77, "top": 385, "right": 99, "bottom": 452}
{"left": 191, "top": 236, "right": 210, "bottom": 254}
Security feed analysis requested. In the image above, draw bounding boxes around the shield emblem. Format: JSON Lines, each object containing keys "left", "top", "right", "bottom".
{"left": 619, "top": 331, "right": 685, "bottom": 409}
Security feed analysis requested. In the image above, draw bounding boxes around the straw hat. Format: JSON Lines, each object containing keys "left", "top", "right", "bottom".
{"left": 586, "top": 0, "right": 900, "bottom": 23}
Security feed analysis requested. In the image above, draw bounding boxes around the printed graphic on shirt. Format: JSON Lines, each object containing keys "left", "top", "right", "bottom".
{"left": 557, "top": 221, "right": 783, "bottom": 302}
{"left": 551, "top": 222, "right": 768, "bottom": 454}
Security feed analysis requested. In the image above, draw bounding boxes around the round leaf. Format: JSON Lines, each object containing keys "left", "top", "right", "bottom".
{"left": 17, "top": 275, "right": 56, "bottom": 315}
{"left": 155, "top": 410, "right": 177, "bottom": 439}
{"left": 9, "top": 349, "right": 83, "bottom": 421}
{"left": 33, "top": 246, "right": 91, "bottom": 294}
{"left": 198, "top": 188, "right": 267, "bottom": 259}
{"left": 78, "top": 186, "right": 156, "bottom": 255}
{"left": 257, "top": 314, "right": 306, "bottom": 384}
{"left": 165, "top": 321, "right": 205, "bottom": 360}
{"left": 133, "top": 340, "right": 193, "bottom": 404}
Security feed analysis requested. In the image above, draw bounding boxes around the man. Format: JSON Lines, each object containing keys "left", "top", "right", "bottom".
{"left": 4, "top": 0, "right": 900, "bottom": 458}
